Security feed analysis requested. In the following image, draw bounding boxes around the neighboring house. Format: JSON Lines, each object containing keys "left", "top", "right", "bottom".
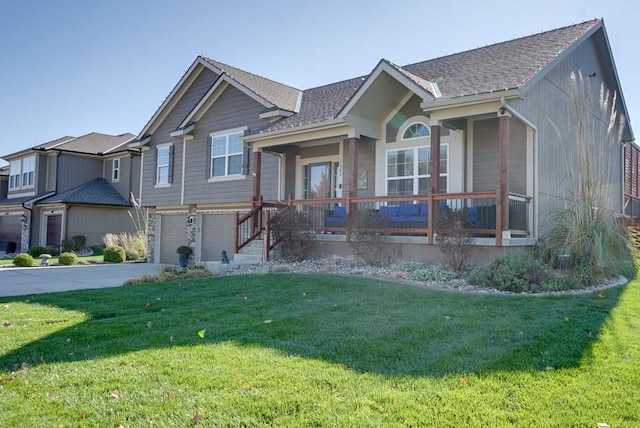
{"left": 0, "top": 132, "right": 141, "bottom": 254}
{"left": 133, "top": 18, "right": 636, "bottom": 265}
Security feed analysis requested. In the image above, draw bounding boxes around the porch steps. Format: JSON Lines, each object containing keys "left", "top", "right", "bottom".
{"left": 233, "top": 239, "right": 264, "bottom": 264}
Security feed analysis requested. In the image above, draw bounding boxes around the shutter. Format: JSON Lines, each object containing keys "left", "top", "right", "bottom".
{"left": 168, "top": 145, "right": 174, "bottom": 184}
{"left": 242, "top": 146, "right": 251, "bottom": 176}
{"left": 205, "top": 138, "right": 211, "bottom": 179}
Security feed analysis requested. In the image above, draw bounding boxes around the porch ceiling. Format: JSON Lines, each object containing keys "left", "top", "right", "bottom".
{"left": 346, "top": 71, "right": 416, "bottom": 122}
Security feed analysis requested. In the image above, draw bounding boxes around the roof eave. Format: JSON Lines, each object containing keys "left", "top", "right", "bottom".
{"left": 421, "top": 89, "right": 521, "bottom": 112}
{"left": 245, "top": 118, "right": 347, "bottom": 142}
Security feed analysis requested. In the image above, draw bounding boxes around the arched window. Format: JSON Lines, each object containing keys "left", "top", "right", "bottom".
{"left": 402, "top": 122, "right": 430, "bottom": 140}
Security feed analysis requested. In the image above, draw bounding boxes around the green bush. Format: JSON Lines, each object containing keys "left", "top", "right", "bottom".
{"left": 406, "top": 265, "right": 458, "bottom": 282}
{"left": 123, "top": 265, "right": 213, "bottom": 286}
{"left": 125, "top": 250, "right": 140, "bottom": 261}
{"left": 58, "top": 252, "right": 78, "bottom": 265}
{"left": 44, "top": 245, "right": 59, "bottom": 256}
{"left": 28, "top": 246, "right": 45, "bottom": 258}
{"left": 103, "top": 245, "right": 126, "bottom": 263}
{"left": 468, "top": 254, "right": 552, "bottom": 293}
{"left": 13, "top": 253, "right": 34, "bottom": 267}
{"left": 62, "top": 235, "right": 87, "bottom": 252}
{"left": 90, "top": 245, "right": 105, "bottom": 256}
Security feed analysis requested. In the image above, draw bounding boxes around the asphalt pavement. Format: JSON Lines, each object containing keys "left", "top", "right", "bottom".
{"left": 0, "top": 263, "right": 164, "bottom": 297}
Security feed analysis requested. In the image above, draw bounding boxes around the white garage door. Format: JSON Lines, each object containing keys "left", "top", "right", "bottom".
{"left": 158, "top": 214, "right": 188, "bottom": 264}
{"left": 0, "top": 215, "right": 22, "bottom": 253}
{"left": 201, "top": 213, "right": 236, "bottom": 262}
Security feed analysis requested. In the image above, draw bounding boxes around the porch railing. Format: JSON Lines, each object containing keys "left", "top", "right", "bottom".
{"left": 235, "top": 188, "right": 531, "bottom": 260}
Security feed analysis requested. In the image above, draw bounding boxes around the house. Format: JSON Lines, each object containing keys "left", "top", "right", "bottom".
{"left": 132, "top": 18, "right": 636, "bottom": 265}
{"left": 0, "top": 132, "right": 141, "bottom": 255}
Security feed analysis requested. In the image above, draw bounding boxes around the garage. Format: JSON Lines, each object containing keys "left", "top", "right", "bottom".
{"left": 158, "top": 213, "right": 188, "bottom": 264}
{"left": 0, "top": 214, "right": 22, "bottom": 253}
{"left": 201, "top": 213, "right": 236, "bottom": 262}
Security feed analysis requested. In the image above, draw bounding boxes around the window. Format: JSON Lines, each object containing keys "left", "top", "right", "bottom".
{"left": 9, "top": 156, "right": 35, "bottom": 190}
{"left": 210, "top": 130, "right": 244, "bottom": 178}
{"left": 156, "top": 146, "right": 171, "bottom": 185}
{"left": 112, "top": 158, "right": 120, "bottom": 182}
{"left": 386, "top": 144, "right": 447, "bottom": 195}
{"left": 402, "top": 122, "right": 430, "bottom": 140}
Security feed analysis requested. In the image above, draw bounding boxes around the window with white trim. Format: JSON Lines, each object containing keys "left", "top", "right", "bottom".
{"left": 156, "top": 146, "right": 171, "bottom": 185}
{"left": 210, "top": 130, "right": 244, "bottom": 178}
{"left": 386, "top": 144, "right": 448, "bottom": 195}
{"left": 112, "top": 158, "right": 120, "bottom": 182}
{"left": 9, "top": 156, "right": 35, "bottom": 190}
{"left": 402, "top": 122, "right": 430, "bottom": 140}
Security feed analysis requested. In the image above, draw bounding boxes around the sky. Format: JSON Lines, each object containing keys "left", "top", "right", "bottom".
{"left": 1, "top": 0, "right": 639, "bottom": 166}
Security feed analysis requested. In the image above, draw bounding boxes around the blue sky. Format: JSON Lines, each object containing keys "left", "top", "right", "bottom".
{"left": 1, "top": 0, "right": 638, "bottom": 166}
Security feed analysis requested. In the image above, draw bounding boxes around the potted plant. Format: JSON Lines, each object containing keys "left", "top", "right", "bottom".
{"left": 176, "top": 245, "right": 193, "bottom": 268}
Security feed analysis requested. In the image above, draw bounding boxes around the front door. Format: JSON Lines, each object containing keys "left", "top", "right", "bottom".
{"left": 305, "top": 162, "right": 332, "bottom": 199}
{"left": 46, "top": 214, "right": 62, "bottom": 248}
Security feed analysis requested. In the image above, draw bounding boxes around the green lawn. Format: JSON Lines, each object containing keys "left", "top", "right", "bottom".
{"left": 0, "top": 273, "right": 638, "bottom": 427}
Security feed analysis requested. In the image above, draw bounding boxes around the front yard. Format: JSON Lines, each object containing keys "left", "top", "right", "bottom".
{"left": 0, "top": 273, "right": 638, "bottom": 426}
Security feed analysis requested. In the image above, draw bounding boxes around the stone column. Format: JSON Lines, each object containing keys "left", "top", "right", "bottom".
{"left": 146, "top": 207, "right": 156, "bottom": 263}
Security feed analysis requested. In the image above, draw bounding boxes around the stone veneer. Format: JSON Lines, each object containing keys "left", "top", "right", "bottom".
{"left": 186, "top": 205, "right": 197, "bottom": 259}
{"left": 146, "top": 207, "right": 156, "bottom": 263}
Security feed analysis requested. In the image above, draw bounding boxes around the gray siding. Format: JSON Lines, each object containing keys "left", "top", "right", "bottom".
{"left": 183, "top": 85, "right": 275, "bottom": 204}
{"left": 142, "top": 67, "right": 218, "bottom": 207}
{"left": 343, "top": 137, "right": 376, "bottom": 197}
{"left": 67, "top": 206, "right": 137, "bottom": 247}
{"left": 56, "top": 154, "right": 103, "bottom": 193}
{"left": 300, "top": 144, "right": 339, "bottom": 159}
{"left": 510, "top": 29, "right": 624, "bottom": 218}
{"left": 36, "top": 153, "right": 47, "bottom": 194}
{"left": 107, "top": 154, "right": 140, "bottom": 201}
{"left": 472, "top": 117, "right": 527, "bottom": 194}
{"left": 46, "top": 155, "right": 57, "bottom": 192}
{"left": 386, "top": 95, "right": 424, "bottom": 143}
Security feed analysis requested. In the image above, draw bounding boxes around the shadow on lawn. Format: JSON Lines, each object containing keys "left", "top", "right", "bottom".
{"left": 0, "top": 274, "right": 628, "bottom": 377}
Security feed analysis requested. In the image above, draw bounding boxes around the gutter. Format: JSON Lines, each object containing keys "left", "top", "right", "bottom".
{"left": 244, "top": 118, "right": 346, "bottom": 143}
{"left": 421, "top": 89, "right": 521, "bottom": 112}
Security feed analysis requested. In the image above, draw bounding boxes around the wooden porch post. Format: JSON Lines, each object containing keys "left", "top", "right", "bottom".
{"left": 430, "top": 124, "right": 441, "bottom": 194}
{"left": 348, "top": 137, "right": 359, "bottom": 197}
{"left": 252, "top": 150, "right": 262, "bottom": 206}
{"left": 498, "top": 111, "right": 511, "bottom": 242}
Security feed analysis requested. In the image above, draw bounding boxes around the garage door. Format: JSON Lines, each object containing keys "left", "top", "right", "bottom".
{"left": 0, "top": 215, "right": 21, "bottom": 253}
{"left": 201, "top": 213, "right": 236, "bottom": 262}
{"left": 158, "top": 214, "right": 188, "bottom": 264}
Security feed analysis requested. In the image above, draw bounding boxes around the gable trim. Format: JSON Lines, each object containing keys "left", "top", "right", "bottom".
{"left": 337, "top": 60, "right": 436, "bottom": 120}
{"left": 136, "top": 57, "right": 211, "bottom": 140}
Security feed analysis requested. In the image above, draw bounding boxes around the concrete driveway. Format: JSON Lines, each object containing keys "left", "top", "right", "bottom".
{"left": 0, "top": 263, "right": 164, "bottom": 297}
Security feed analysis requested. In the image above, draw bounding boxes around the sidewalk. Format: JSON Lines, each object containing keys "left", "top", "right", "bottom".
{"left": 0, "top": 263, "right": 164, "bottom": 297}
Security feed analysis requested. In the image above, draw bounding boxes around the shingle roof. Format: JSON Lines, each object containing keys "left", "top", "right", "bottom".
{"left": 258, "top": 76, "right": 365, "bottom": 133}
{"left": 202, "top": 57, "right": 301, "bottom": 112}
{"left": 54, "top": 132, "right": 136, "bottom": 155}
{"left": 37, "top": 178, "right": 131, "bottom": 207}
{"left": 0, "top": 192, "right": 55, "bottom": 207}
{"left": 403, "top": 19, "right": 599, "bottom": 98}
{"left": 252, "top": 19, "right": 600, "bottom": 135}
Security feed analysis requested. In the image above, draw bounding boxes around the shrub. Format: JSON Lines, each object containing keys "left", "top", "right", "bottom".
{"left": 28, "top": 246, "right": 45, "bottom": 258}
{"left": 406, "top": 265, "right": 457, "bottom": 282}
{"left": 347, "top": 209, "right": 391, "bottom": 266}
{"left": 90, "top": 245, "right": 105, "bottom": 256}
{"left": 123, "top": 265, "right": 213, "bottom": 286}
{"left": 125, "top": 250, "right": 140, "bottom": 261}
{"left": 103, "top": 232, "right": 147, "bottom": 260}
{"left": 44, "top": 245, "right": 60, "bottom": 256}
{"left": 58, "top": 252, "right": 78, "bottom": 265}
{"left": 103, "top": 245, "right": 126, "bottom": 263}
{"left": 269, "top": 207, "right": 315, "bottom": 261}
{"left": 62, "top": 235, "right": 86, "bottom": 252}
{"left": 13, "top": 253, "right": 34, "bottom": 267}
{"left": 468, "top": 253, "right": 552, "bottom": 293}
{"left": 435, "top": 208, "right": 474, "bottom": 274}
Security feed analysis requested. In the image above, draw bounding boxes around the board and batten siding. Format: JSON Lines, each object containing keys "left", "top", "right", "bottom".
{"left": 56, "top": 154, "right": 103, "bottom": 193}
{"left": 472, "top": 117, "right": 526, "bottom": 195}
{"left": 509, "top": 28, "right": 624, "bottom": 218}
{"left": 66, "top": 206, "right": 137, "bottom": 247}
{"left": 46, "top": 154, "right": 57, "bottom": 192}
{"left": 183, "top": 85, "right": 275, "bottom": 204}
{"left": 141, "top": 67, "right": 219, "bottom": 207}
